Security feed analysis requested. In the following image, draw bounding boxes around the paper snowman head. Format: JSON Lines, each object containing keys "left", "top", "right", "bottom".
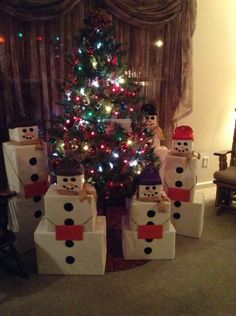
{"left": 8, "top": 119, "right": 39, "bottom": 143}
{"left": 172, "top": 125, "right": 194, "bottom": 155}
{"left": 55, "top": 159, "right": 85, "bottom": 193}
{"left": 141, "top": 103, "right": 158, "bottom": 131}
{"left": 138, "top": 165, "right": 162, "bottom": 201}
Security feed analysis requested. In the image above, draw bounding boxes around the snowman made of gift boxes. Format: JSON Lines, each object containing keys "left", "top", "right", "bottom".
{"left": 34, "top": 158, "right": 107, "bottom": 275}
{"left": 2, "top": 119, "right": 49, "bottom": 253}
{"left": 121, "top": 103, "right": 205, "bottom": 260}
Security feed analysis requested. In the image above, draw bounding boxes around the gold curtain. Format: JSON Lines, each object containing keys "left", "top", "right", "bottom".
{"left": 0, "top": 0, "right": 197, "bottom": 189}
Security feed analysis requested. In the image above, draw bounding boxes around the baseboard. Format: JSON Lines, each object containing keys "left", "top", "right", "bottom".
{"left": 196, "top": 181, "right": 215, "bottom": 189}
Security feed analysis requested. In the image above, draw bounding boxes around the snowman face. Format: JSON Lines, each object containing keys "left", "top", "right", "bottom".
{"left": 57, "top": 175, "right": 84, "bottom": 192}
{"left": 9, "top": 125, "right": 39, "bottom": 142}
{"left": 139, "top": 184, "right": 162, "bottom": 200}
{"left": 143, "top": 115, "right": 157, "bottom": 130}
{"left": 172, "top": 140, "right": 192, "bottom": 154}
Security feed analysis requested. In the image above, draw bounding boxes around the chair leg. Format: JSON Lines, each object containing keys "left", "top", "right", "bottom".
{"left": 215, "top": 185, "right": 221, "bottom": 207}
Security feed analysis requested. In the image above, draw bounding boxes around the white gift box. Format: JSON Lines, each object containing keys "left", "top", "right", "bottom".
{"left": 128, "top": 196, "right": 171, "bottom": 232}
{"left": 122, "top": 216, "right": 175, "bottom": 260}
{"left": 171, "top": 139, "right": 193, "bottom": 155}
{"left": 9, "top": 125, "right": 39, "bottom": 143}
{"left": 164, "top": 155, "right": 197, "bottom": 202}
{"left": 2, "top": 141, "right": 48, "bottom": 198}
{"left": 8, "top": 195, "right": 45, "bottom": 253}
{"left": 170, "top": 190, "right": 205, "bottom": 238}
{"left": 44, "top": 185, "right": 97, "bottom": 232}
{"left": 56, "top": 174, "right": 84, "bottom": 193}
{"left": 34, "top": 216, "right": 107, "bottom": 275}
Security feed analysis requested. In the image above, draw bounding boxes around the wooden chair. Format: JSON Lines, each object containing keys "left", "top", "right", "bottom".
{"left": 213, "top": 109, "right": 236, "bottom": 214}
{"left": 0, "top": 190, "right": 28, "bottom": 278}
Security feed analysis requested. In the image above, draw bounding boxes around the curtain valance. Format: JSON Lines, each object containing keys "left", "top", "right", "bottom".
{"left": 0, "top": 0, "right": 82, "bottom": 21}
{"left": 102, "top": 0, "right": 182, "bottom": 26}
{"left": 0, "top": 0, "right": 195, "bottom": 32}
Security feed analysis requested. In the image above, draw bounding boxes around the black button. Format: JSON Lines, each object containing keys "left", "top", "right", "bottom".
{"left": 29, "top": 157, "right": 37, "bottom": 165}
{"left": 147, "top": 221, "right": 154, "bottom": 225}
{"left": 65, "top": 256, "right": 75, "bottom": 264}
{"left": 173, "top": 212, "right": 181, "bottom": 219}
{"left": 64, "top": 218, "right": 74, "bottom": 225}
{"left": 34, "top": 210, "right": 42, "bottom": 218}
{"left": 176, "top": 167, "right": 184, "bottom": 173}
{"left": 31, "top": 174, "right": 39, "bottom": 182}
{"left": 33, "top": 196, "right": 41, "bottom": 203}
{"left": 174, "top": 201, "right": 181, "bottom": 207}
{"left": 64, "top": 203, "right": 73, "bottom": 212}
{"left": 147, "top": 210, "right": 156, "bottom": 217}
{"left": 175, "top": 181, "right": 183, "bottom": 187}
{"left": 65, "top": 240, "right": 74, "bottom": 248}
{"left": 145, "top": 239, "right": 153, "bottom": 243}
{"left": 144, "top": 247, "right": 152, "bottom": 254}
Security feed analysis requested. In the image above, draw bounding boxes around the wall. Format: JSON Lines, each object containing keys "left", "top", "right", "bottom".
{"left": 180, "top": 0, "right": 236, "bottom": 186}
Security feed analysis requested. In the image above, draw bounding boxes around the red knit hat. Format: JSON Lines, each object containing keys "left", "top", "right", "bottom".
{"left": 172, "top": 125, "right": 194, "bottom": 140}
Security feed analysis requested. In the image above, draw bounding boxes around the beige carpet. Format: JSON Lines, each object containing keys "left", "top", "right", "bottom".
{"left": 0, "top": 186, "right": 236, "bottom": 316}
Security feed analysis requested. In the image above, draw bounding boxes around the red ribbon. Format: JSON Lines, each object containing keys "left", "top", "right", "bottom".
{"left": 138, "top": 225, "right": 163, "bottom": 239}
{"left": 56, "top": 225, "right": 84, "bottom": 240}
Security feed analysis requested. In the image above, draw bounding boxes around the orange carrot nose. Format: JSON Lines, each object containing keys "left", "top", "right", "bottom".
{"left": 25, "top": 132, "right": 35, "bottom": 138}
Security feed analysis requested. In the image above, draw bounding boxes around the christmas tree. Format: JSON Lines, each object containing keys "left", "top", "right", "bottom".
{"left": 49, "top": 9, "right": 160, "bottom": 201}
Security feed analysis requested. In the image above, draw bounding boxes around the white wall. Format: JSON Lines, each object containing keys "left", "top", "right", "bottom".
{"left": 180, "top": 0, "right": 236, "bottom": 185}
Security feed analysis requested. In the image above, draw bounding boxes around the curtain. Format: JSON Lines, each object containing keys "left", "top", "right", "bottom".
{"left": 0, "top": 0, "right": 197, "bottom": 189}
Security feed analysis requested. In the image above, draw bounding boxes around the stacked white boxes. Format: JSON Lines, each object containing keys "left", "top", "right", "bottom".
{"left": 34, "top": 159, "right": 106, "bottom": 275}
{"left": 2, "top": 120, "right": 48, "bottom": 252}
{"left": 122, "top": 166, "right": 176, "bottom": 260}
{"left": 140, "top": 103, "right": 168, "bottom": 181}
{"left": 164, "top": 126, "right": 205, "bottom": 238}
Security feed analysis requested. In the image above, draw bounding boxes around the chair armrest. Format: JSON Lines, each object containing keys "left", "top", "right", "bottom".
{"left": 214, "top": 150, "right": 232, "bottom": 170}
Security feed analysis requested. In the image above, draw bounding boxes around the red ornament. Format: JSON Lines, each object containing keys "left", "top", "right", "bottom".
{"left": 112, "top": 85, "right": 119, "bottom": 93}
{"left": 113, "top": 56, "right": 117, "bottom": 66}
{"left": 87, "top": 47, "right": 94, "bottom": 56}
{"left": 36, "top": 35, "right": 43, "bottom": 41}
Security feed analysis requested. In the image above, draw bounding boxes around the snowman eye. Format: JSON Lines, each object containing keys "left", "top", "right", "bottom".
{"left": 22, "top": 129, "right": 27, "bottom": 133}
{"left": 29, "top": 128, "right": 34, "bottom": 132}
{"left": 145, "top": 186, "right": 150, "bottom": 190}
{"left": 184, "top": 142, "right": 188, "bottom": 146}
{"left": 63, "top": 178, "right": 68, "bottom": 182}
{"left": 71, "top": 178, "right": 76, "bottom": 182}
{"left": 151, "top": 116, "right": 155, "bottom": 120}
{"left": 144, "top": 116, "right": 149, "bottom": 120}
{"left": 177, "top": 142, "right": 181, "bottom": 145}
{"left": 152, "top": 186, "right": 156, "bottom": 190}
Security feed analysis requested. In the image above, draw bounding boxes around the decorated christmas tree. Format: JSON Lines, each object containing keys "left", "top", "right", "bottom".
{"left": 49, "top": 9, "right": 159, "bottom": 201}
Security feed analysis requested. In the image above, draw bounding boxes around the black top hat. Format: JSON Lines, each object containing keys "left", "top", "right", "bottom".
{"left": 140, "top": 103, "right": 157, "bottom": 116}
{"left": 55, "top": 158, "right": 84, "bottom": 176}
{"left": 8, "top": 115, "right": 37, "bottom": 129}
